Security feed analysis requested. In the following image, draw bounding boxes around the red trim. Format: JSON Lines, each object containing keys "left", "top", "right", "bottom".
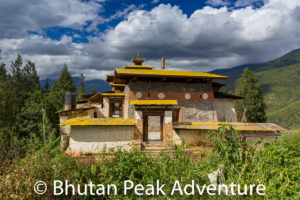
{"left": 127, "top": 91, "right": 214, "bottom": 101}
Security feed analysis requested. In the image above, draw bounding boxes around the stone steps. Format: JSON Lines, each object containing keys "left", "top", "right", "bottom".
{"left": 141, "top": 141, "right": 175, "bottom": 152}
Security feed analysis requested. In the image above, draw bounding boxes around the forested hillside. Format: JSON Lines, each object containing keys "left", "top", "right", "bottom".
{"left": 211, "top": 49, "right": 300, "bottom": 129}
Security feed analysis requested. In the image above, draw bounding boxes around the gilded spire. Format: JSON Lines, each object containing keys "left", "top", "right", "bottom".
{"left": 131, "top": 53, "right": 145, "bottom": 65}
{"left": 161, "top": 56, "right": 165, "bottom": 69}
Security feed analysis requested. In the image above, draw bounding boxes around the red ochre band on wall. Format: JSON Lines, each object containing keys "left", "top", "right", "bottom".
{"left": 126, "top": 91, "right": 214, "bottom": 101}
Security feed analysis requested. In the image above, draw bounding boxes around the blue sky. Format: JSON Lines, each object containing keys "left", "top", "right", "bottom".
{"left": 0, "top": 0, "right": 299, "bottom": 79}
{"left": 39, "top": 0, "right": 266, "bottom": 43}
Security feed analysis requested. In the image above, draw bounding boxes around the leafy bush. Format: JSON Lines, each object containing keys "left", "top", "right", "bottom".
{"left": 0, "top": 129, "right": 25, "bottom": 163}
{"left": 1, "top": 125, "right": 299, "bottom": 199}
{"left": 208, "top": 124, "right": 300, "bottom": 199}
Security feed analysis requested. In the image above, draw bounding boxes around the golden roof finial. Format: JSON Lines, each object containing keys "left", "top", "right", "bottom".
{"left": 161, "top": 56, "right": 165, "bottom": 69}
{"left": 131, "top": 53, "right": 145, "bottom": 65}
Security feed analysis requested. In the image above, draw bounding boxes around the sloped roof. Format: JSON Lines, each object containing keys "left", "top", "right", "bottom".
{"left": 109, "top": 83, "right": 126, "bottom": 87}
{"left": 100, "top": 93, "right": 125, "bottom": 96}
{"left": 173, "top": 122, "right": 286, "bottom": 132}
{"left": 115, "top": 68, "right": 228, "bottom": 79}
{"left": 125, "top": 65, "right": 154, "bottom": 70}
{"left": 106, "top": 75, "right": 114, "bottom": 82}
{"left": 60, "top": 118, "right": 135, "bottom": 126}
{"left": 56, "top": 106, "right": 95, "bottom": 114}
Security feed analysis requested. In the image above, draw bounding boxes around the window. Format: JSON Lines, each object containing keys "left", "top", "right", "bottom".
{"left": 109, "top": 100, "right": 123, "bottom": 118}
{"left": 172, "top": 109, "right": 180, "bottom": 122}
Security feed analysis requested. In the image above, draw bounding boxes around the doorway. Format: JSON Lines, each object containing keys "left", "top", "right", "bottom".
{"left": 142, "top": 111, "right": 164, "bottom": 142}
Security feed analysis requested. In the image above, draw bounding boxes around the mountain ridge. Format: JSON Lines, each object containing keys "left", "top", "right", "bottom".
{"left": 40, "top": 77, "right": 111, "bottom": 93}
{"left": 210, "top": 48, "right": 300, "bottom": 129}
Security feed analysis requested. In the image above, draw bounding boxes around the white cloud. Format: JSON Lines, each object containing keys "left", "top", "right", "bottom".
{"left": 206, "top": 0, "right": 230, "bottom": 7}
{"left": 0, "top": 0, "right": 104, "bottom": 39}
{"left": 1, "top": 0, "right": 300, "bottom": 80}
{"left": 234, "top": 0, "right": 265, "bottom": 7}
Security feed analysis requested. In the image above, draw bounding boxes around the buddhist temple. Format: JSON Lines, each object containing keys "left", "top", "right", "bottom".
{"left": 57, "top": 54, "right": 285, "bottom": 156}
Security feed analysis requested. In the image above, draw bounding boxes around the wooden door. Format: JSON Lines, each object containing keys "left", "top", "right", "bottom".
{"left": 143, "top": 115, "right": 148, "bottom": 142}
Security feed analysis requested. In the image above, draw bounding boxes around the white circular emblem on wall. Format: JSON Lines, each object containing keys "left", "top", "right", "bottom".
{"left": 185, "top": 93, "right": 191, "bottom": 100}
{"left": 158, "top": 92, "right": 165, "bottom": 99}
{"left": 136, "top": 92, "right": 142, "bottom": 99}
{"left": 202, "top": 93, "right": 209, "bottom": 99}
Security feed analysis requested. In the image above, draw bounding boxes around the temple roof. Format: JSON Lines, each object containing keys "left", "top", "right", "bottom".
{"left": 106, "top": 75, "right": 114, "bottom": 82}
{"left": 100, "top": 93, "right": 125, "bottom": 96}
{"left": 56, "top": 106, "right": 95, "bottom": 114}
{"left": 109, "top": 83, "right": 126, "bottom": 87}
{"left": 115, "top": 68, "right": 228, "bottom": 80}
{"left": 60, "top": 118, "right": 135, "bottom": 126}
{"left": 106, "top": 55, "right": 229, "bottom": 84}
{"left": 173, "top": 122, "right": 286, "bottom": 132}
{"left": 124, "top": 65, "right": 153, "bottom": 70}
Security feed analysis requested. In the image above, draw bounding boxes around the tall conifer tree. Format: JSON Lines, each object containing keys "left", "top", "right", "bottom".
{"left": 236, "top": 68, "right": 267, "bottom": 122}
{"left": 44, "top": 78, "right": 50, "bottom": 92}
{"left": 78, "top": 73, "right": 85, "bottom": 101}
{"left": 47, "top": 64, "right": 76, "bottom": 129}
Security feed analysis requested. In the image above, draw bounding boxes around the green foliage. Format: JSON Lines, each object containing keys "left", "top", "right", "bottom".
{"left": 1, "top": 127, "right": 299, "bottom": 199}
{"left": 235, "top": 68, "right": 267, "bottom": 122}
{"left": 207, "top": 124, "right": 247, "bottom": 166}
{"left": 44, "top": 78, "right": 50, "bottom": 92}
{"left": 91, "top": 85, "right": 97, "bottom": 94}
{"left": 267, "top": 100, "right": 300, "bottom": 129}
{"left": 255, "top": 64, "right": 300, "bottom": 128}
{"left": 77, "top": 73, "right": 85, "bottom": 101}
{"left": 0, "top": 55, "right": 40, "bottom": 130}
{"left": 47, "top": 64, "right": 77, "bottom": 129}
{"left": 208, "top": 124, "right": 300, "bottom": 199}
{"left": 0, "top": 61, "right": 14, "bottom": 128}
{"left": 49, "top": 64, "right": 77, "bottom": 110}
{"left": 0, "top": 130, "right": 25, "bottom": 163}
{"left": 219, "top": 50, "right": 300, "bottom": 128}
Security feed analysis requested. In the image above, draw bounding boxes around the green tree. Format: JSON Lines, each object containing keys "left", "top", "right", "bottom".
{"left": 77, "top": 73, "right": 85, "bottom": 101}
{"left": 0, "top": 55, "right": 12, "bottom": 129}
{"left": 92, "top": 85, "right": 97, "bottom": 94}
{"left": 23, "top": 61, "right": 40, "bottom": 90}
{"left": 44, "top": 78, "right": 50, "bottom": 92}
{"left": 15, "top": 90, "right": 45, "bottom": 137}
{"left": 235, "top": 68, "right": 267, "bottom": 122}
{"left": 47, "top": 64, "right": 77, "bottom": 130}
{"left": 8, "top": 56, "right": 41, "bottom": 134}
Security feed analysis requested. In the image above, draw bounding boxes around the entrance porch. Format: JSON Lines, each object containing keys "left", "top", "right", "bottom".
{"left": 130, "top": 100, "right": 178, "bottom": 150}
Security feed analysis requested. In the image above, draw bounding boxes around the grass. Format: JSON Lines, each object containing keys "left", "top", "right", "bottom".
{"left": 267, "top": 100, "right": 300, "bottom": 129}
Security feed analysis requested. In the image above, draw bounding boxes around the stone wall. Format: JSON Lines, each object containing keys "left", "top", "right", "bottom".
{"left": 90, "top": 103, "right": 106, "bottom": 118}
{"left": 213, "top": 98, "right": 237, "bottom": 122}
{"left": 179, "top": 100, "right": 217, "bottom": 122}
{"left": 101, "top": 97, "right": 109, "bottom": 118}
{"left": 240, "top": 131, "right": 280, "bottom": 143}
{"left": 163, "top": 110, "right": 173, "bottom": 144}
{"left": 175, "top": 129, "right": 279, "bottom": 146}
{"left": 69, "top": 126, "right": 134, "bottom": 153}
{"left": 59, "top": 116, "right": 71, "bottom": 150}
{"left": 176, "top": 129, "right": 207, "bottom": 146}
{"left": 125, "top": 80, "right": 217, "bottom": 122}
